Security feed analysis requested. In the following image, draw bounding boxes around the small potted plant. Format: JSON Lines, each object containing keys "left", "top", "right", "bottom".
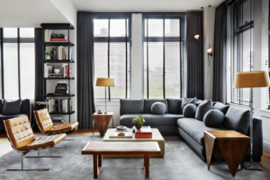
{"left": 131, "top": 115, "right": 145, "bottom": 130}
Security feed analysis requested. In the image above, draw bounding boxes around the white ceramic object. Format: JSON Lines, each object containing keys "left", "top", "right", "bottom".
{"left": 54, "top": 69, "right": 60, "bottom": 74}
{"left": 117, "top": 126, "right": 127, "bottom": 130}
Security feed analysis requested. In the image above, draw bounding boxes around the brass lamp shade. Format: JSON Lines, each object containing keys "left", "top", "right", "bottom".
{"left": 234, "top": 71, "right": 270, "bottom": 88}
{"left": 95, "top": 78, "right": 115, "bottom": 87}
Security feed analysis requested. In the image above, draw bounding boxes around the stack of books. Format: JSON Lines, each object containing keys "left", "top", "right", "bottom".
{"left": 48, "top": 99, "right": 72, "bottom": 113}
{"left": 62, "top": 64, "right": 72, "bottom": 78}
{"left": 51, "top": 34, "right": 68, "bottom": 42}
{"left": 52, "top": 117, "right": 65, "bottom": 124}
{"left": 134, "top": 126, "right": 152, "bottom": 138}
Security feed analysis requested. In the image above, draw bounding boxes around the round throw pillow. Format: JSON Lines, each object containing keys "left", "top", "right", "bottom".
{"left": 203, "top": 109, "right": 225, "bottom": 128}
{"left": 150, "top": 102, "right": 166, "bottom": 115}
{"left": 183, "top": 104, "right": 197, "bottom": 118}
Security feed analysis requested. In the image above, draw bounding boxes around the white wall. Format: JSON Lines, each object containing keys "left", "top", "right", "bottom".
{"left": 203, "top": 7, "right": 215, "bottom": 100}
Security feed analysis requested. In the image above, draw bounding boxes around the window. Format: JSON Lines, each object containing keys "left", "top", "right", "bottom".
{"left": 227, "top": 0, "right": 254, "bottom": 105}
{"left": 94, "top": 14, "right": 131, "bottom": 100}
{"left": 0, "top": 28, "right": 35, "bottom": 99}
{"left": 143, "top": 14, "right": 186, "bottom": 99}
{"left": 262, "top": 0, "right": 270, "bottom": 109}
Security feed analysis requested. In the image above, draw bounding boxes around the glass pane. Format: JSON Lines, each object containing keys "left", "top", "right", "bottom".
{"left": 94, "top": 19, "right": 109, "bottom": 37}
{"left": 4, "top": 28, "right": 17, "bottom": 38}
{"left": 94, "top": 42, "right": 108, "bottom": 98}
{"left": 3, "top": 43, "right": 19, "bottom": 99}
{"left": 109, "top": 42, "right": 127, "bottom": 99}
{"left": 20, "top": 43, "right": 35, "bottom": 99}
{"left": 148, "top": 42, "right": 163, "bottom": 98}
{"left": 20, "top": 28, "right": 34, "bottom": 38}
{"left": 110, "top": 19, "right": 128, "bottom": 37}
{"left": 165, "top": 19, "right": 180, "bottom": 37}
{"left": 165, "top": 42, "right": 180, "bottom": 98}
{"left": 146, "top": 19, "right": 163, "bottom": 37}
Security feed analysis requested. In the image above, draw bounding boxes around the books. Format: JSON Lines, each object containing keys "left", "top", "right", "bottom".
{"left": 48, "top": 99, "right": 72, "bottom": 113}
{"left": 44, "top": 30, "right": 53, "bottom": 42}
{"left": 62, "top": 64, "right": 72, "bottom": 78}
{"left": 52, "top": 116, "right": 65, "bottom": 125}
{"left": 134, "top": 126, "right": 152, "bottom": 138}
{"left": 44, "top": 64, "right": 54, "bottom": 77}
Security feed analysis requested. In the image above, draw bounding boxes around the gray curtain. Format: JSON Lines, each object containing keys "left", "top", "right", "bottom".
{"left": 77, "top": 12, "right": 96, "bottom": 129}
{"left": 33, "top": 28, "right": 45, "bottom": 129}
{"left": 186, "top": 12, "right": 204, "bottom": 99}
{"left": 213, "top": 3, "right": 227, "bottom": 103}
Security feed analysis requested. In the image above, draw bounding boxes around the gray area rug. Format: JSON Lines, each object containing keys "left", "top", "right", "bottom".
{"left": 0, "top": 135, "right": 270, "bottom": 180}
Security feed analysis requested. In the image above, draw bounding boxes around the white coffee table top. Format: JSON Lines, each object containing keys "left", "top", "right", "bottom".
{"left": 103, "top": 128, "right": 164, "bottom": 142}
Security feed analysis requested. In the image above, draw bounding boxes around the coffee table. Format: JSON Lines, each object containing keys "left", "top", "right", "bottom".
{"left": 102, "top": 128, "right": 165, "bottom": 158}
{"left": 82, "top": 142, "right": 161, "bottom": 179}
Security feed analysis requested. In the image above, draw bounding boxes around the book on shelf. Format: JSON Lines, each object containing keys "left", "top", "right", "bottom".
{"left": 49, "top": 75, "right": 63, "bottom": 78}
{"left": 53, "top": 121, "right": 65, "bottom": 125}
{"left": 62, "top": 64, "right": 72, "bottom": 78}
{"left": 134, "top": 126, "right": 152, "bottom": 138}
{"left": 51, "top": 38, "right": 68, "bottom": 42}
{"left": 44, "top": 64, "right": 54, "bottom": 78}
{"left": 48, "top": 99, "right": 72, "bottom": 113}
{"left": 44, "top": 30, "right": 53, "bottom": 42}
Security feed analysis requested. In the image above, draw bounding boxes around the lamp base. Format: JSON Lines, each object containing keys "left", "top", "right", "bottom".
{"left": 243, "top": 163, "right": 262, "bottom": 170}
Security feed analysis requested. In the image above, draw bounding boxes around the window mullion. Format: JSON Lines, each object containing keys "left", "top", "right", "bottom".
{"left": 163, "top": 16, "right": 165, "bottom": 99}
{"left": 108, "top": 16, "right": 111, "bottom": 101}
{"left": 125, "top": 16, "right": 128, "bottom": 99}
{"left": 17, "top": 28, "right": 21, "bottom": 99}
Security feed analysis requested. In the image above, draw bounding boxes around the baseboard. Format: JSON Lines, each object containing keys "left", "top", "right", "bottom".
{"left": 263, "top": 141, "right": 270, "bottom": 153}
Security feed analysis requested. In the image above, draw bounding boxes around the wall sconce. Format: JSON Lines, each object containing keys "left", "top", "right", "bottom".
{"left": 194, "top": 34, "right": 200, "bottom": 40}
{"left": 207, "top": 44, "right": 213, "bottom": 56}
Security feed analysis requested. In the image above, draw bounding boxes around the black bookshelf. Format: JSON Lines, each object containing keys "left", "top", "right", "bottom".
{"left": 41, "top": 23, "right": 75, "bottom": 123}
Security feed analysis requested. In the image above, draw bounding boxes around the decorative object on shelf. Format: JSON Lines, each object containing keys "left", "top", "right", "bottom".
{"left": 45, "top": 50, "right": 51, "bottom": 60}
{"left": 55, "top": 81, "right": 69, "bottom": 95}
{"left": 131, "top": 115, "right": 145, "bottom": 130}
{"left": 194, "top": 34, "right": 200, "bottom": 40}
{"left": 234, "top": 71, "right": 270, "bottom": 170}
{"left": 95, "top": 78, "right": 115, "bottom": 114}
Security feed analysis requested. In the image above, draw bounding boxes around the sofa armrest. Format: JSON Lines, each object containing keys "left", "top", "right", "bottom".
{"left": 21, "top": 99, "right": 30, "bottom": 120}
{"left": 247, "top": 118, "right": 263, "bottom": 158}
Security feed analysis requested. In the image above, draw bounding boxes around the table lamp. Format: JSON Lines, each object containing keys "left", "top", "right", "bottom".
{"left": 95, "top": 78, "right": 115, "bottom": 114}
{"left": 234, "top": 71, "right": 270, "bottom": 170}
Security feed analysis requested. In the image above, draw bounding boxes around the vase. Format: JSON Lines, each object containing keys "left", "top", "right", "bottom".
{"left": 135, "top": 125, "right": 142, "bottom": 131}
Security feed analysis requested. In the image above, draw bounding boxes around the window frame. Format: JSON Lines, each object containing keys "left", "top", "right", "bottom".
{"left": 93, "top": 13, "right": 132, "bottom": 101}
{"left": 142, "top": 13, "right": 186, "bottom": 99}
{"left": 0, "top": 28, "right": 35, "bottom": 99}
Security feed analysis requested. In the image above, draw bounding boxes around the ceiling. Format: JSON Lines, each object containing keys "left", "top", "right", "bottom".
{"left": 0, "top": 0, "right": 69, "bottom": 27}
{"left": 70, "top": 0, "right": 225, "bottom": 12}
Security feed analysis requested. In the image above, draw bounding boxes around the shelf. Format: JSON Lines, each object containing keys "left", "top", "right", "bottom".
{"left": 41, "top": 23, "right": 74, "bottom": 30}
{"left": 44, "top": 77, "right": 75, "bottom": 80}
{"left": 49, "top": 111, "right": 75, "bottom": 115}
{"left": 43, "top": 93, "right": 75, "bottom": 97}
{"left": 44, "top": 42, "right": 74, "bottom": 46}
{"left": 43, "top": 60, "right": 74, "bottom": 63}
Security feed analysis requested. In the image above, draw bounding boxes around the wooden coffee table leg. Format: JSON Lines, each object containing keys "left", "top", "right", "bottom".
{"left": 98, "top": 155, "right": 102, "bottom": 167}
{"left": 93, "top": 154, "right": 98, "bottom": 179}
{"left": 144, "top": 154, "right": 149, "bottom": 178}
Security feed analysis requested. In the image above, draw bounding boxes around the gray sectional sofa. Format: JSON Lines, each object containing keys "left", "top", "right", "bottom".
{"left": 119, "top": 99, "right": 262, "bottom": 162}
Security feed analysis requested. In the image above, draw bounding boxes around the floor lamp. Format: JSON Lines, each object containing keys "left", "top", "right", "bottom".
{"left": 234, "top": 71, "right": 270, "bottom": 170}
{"left": 95, "top": 78, "right": 115, "bottom": 114}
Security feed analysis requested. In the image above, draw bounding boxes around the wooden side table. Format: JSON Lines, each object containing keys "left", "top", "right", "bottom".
{"left": 92, "top": 112, "right": 114, "bottom": 137}
{"left": 204, "top": 130, "right": 250, "bottom": 177}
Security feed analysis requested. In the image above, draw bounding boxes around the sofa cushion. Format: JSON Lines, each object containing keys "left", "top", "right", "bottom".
{"left": 120, "top": 114, "right": 183, "bottom": 126}
{"left": 151, "top": 102, "right": 166, "bottom": 115}
{"left": 120, "top": 99, "right": 144, "bottom": 115}
{"left": 181, "top": 97, "right": 197, "bottom": 112}
{"left": 144, "top": 99, "right": 168, "bottom": 114}
{"left": 2, "top": 99, "right": 22, "bottom": 115}
{"left": 214, "top": 102, "right": 229, "bottom": 114}
{"left": 203, "top": 109, "right": 225, "bottom": 128}
{"left": 177, "top": 118, "right": 226, "bottom": 145}
{"left": 167, "top": 99, "right": 182, "bottom": 114}
{"left": 224, "top": 106, "right": 250, "bottom": 135}
{"left": 195, "top": 100, "right": 212, "bottom": 121}
{"left": 183, "top": 104, "right": 197, "bottom": 118}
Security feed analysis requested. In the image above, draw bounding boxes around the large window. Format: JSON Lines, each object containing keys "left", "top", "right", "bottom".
{"left": 93, "top": 14, "right": 131, "bottom": 100}
{"left": 0, "top": 28, "right": 35, "bottom": 99}
{"left": 227, "top": 0, "right": 254, "bottom": 105}
{"left": 143, "top": 14, "right": 186, "bottom": 99}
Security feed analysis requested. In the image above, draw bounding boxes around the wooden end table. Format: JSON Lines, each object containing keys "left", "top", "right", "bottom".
{"left": 82, "top": 141, "right": 161, "bottom": 179}
{"left": 92, "top": 112, "right": 114, "bottom": 137}
{"left": 204, "top": 130, "right": 250, "bottom": 177}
